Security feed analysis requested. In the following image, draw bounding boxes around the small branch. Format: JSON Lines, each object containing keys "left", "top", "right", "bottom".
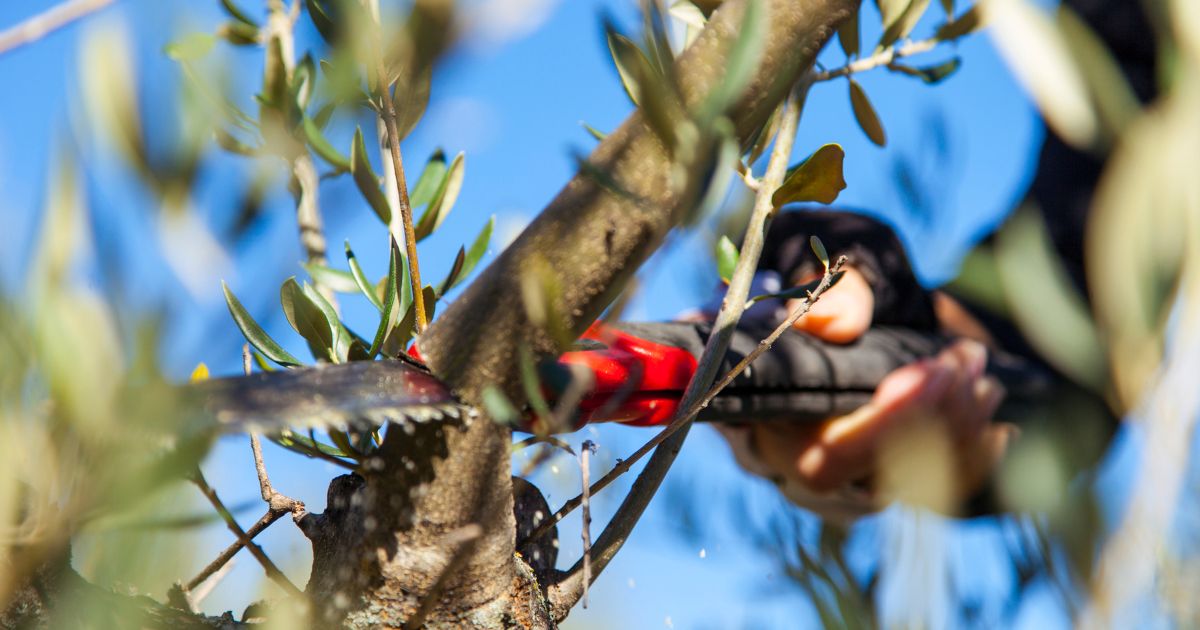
{"left": 546, "top": 85, "right": 818, "bottom": 617}
{"left": 266, "top": 0, "right": 338, "bottom": 309}
{"left": 404, "top": 524, "right": 483, "bottom": 629}
{"left": 579, "top": 440, "right": 597, "bottom": 609}
{"left": 373, "top": 38, "right": 428, "bottom": 331}
{"left": 811, "top": 37, "right": 940, "bottom": 82}
{"left": 187, "top": 470, "right": 303, "bottom": 597}
{"left": 243, "top": 346, "right": 307, "bottom": 515}
{"left": 0, "top": 0, "right": 115, "bottom": 57}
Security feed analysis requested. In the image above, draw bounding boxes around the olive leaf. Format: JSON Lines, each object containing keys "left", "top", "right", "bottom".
{"left": 772, "top": 144, "right": 847, "bottom": 207}
{"left": 848, "top": 79, "right": 887, "bottom": 147}
{"left": 281, "top": 277, "right": 337, "bottom": 363}
{"left": 716, "top": 235, "right": 740, "bottom": 284}
{"left": 222, "top": 281, "right": 302, "bottom": 367}
{"left": 351, "top": 126, "right": 393, "bottom": 225}
{"left": 887, "top": 57, "right": 962, "bottom": 84}
{"left": 414, "top": 151, "right": 465, "bottom": 241}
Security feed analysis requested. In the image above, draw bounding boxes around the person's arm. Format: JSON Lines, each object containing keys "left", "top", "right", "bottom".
{"left": 717, "top": 209, "right": 1013, "bottom": 518}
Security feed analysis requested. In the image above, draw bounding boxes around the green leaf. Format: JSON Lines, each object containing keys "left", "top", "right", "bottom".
{"left": 217, "top": 21, "right": 259, "bottom": 46}
{"left": 345, "top": 241, "right": 383, "bottom": 311}
{"left": 327, "top": 430, "right": 359, "bottom": 459}
{"left": 837, "top": 2, "right": 861, "bottom": 58}
{"left": 482, "top": 386, "right": 520, "bottom": 426}
{"left": 368, "top": 239, "right": 402, "bottom": 358}
{"left": 875, "top": 0, "right": 909, "bottom": 32}
{"left": 391, "top": 69, "right": 432, "bottom": 143}
{"left": 669, "top": 1, "right": 708, "bottom": 29}
{"left": 877, "top": 0, "right": 931, "bottom": 52}
{"left": 939, "top": 0, "right": 953, "bottom": 16}
{"left": 302, "top": 116, "right": 351, "bottom": 170}
{"left": 772, "top": 144, "right": 847, "bottom": 207}
{"left": 606, "top": 28, "right": 649, "bottom": 106}
{"left": 221, "top": 0, "right": 259, "bottom": 26}
{"left": 351, "top": 126, "right": 393, "bottom": 225}
{"left": 747, "top": 271, "right": 846, "bottom": 305}
{"left": 581, "top": 122, "right": 607, "bottom": 141}
{"left": 304, "top": 263, "right": 360, "bottom": 293}
{"left": 280, "top": 277, "right": 337, "bottom": 362}
{"left": 810, "top": 235, "right": 830, "bottom": 271}
{"left": 934, "top": 4, "right": 982, "bottom": 41}
{"left": 301, "top": 281, "right": 355, "bottom": 362}
{"left": 702, "top": 0, "right": 767, "bottom": 117}
{"left": 164, "top": 33, "right": 215, "bottom": 61}
{"left": 457, "top": 216, "right": 494, "bottom": 287}
{"left": 436, "top": 247, "right": 466, "bottom": 297}
{"left": 214, "top": 128, "right": 260, "bottom": 156}
{"left": 716, "top": 235, "right": 739, "bottom": 284}
{"left": 221, "top": 281, "right": 302, "bottom": 367}
{"left": 409, "top": 149, "right": 448, "bottom": 207}
{"left": 414, "top": 151, "right": 464, "bottom": 241}
{"left": 887, "top": 57, "right": 962, "bottom": 84}
{"left": 274, "top": 430, "right": 352, "bottom": 458}
{"left": 848, "top": 79, "right": 887, "bottom": 147}
{"left": 306, "top": 0, "right": 338, "bottom": 43}
{"left": 291, "top": 53, "right": 316, "bottom": 110}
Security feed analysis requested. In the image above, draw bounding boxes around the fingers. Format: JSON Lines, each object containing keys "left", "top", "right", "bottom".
{"left": 757, "top": 339, "right": 1014, "bottom": 506}
{"left": 789, "top": 266, "right": 874, "bottom": 344}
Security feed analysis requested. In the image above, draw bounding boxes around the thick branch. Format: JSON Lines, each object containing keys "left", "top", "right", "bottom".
{"left": 418, "top": 0, "right": 858, "bottom": 402}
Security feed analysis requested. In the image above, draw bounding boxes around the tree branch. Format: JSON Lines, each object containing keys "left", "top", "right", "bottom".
{"left": 0, "top": 0, "right": 115, "bottom": 57}
{"left": 543, "top": 85, "right": 811, "bottom": 616}
{"left": 811, "top": 37, "right": 940, "bottom": 82}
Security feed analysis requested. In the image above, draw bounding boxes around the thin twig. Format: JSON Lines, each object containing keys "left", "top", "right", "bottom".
{"left": 546, "top": 85, "right": 820, "bottom": 616}
{"left": 187, "top": 471, "right": 303, "bottom": 597}
{"left": 373, "top": 48, "right": 428, "bottom": 331}
{"left": 811, "top": 37, "right": 940, "bottom": 82}
{"left": 512, "top": 434, "right": 575, "bottom": 456}
{"left": 266, "top": 0, "right": 337, "bottom": 310}
{"left": 243, "top": 346, "right": 305, "bottom": 514}
{"left": 0, "top": 0, "right": 115, "bottom": 57}
{"left": 579, "top": 440, "right": 597, "bottom": 609}
{"left": 404, "top": 524, "right": 484, "bottom": 629}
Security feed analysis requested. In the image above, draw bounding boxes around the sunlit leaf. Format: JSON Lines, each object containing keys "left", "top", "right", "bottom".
{"left": 581, "top": 122, "right": 607, "bottom": 141}
{"left": 410, "top": 149, "right": 448, "bottom": 207}
{"left": 281, "top": 277, "right": 336, "bottom": 362}
{"left": 669, "top": 0, "right": 708, "bottom": 29}
{"left": 221, "top": 0, "right": 259, "bottom": 26}
{"left": 772, "top": 144, "right": 847, "bottom": 206}
{"left": 302, "top": 116, "right": 350, "bottom": 170}
{"left": 875, "top": 0, "right": 909, "bottom": 32}
{"left": 848, "top": 79, "right": 887, "bottom": 147}
{"left": 368, "top": 239, "right": 402, "bottom": 357}
{"left": 716, "top": 235, "right": 739, "bottom": 284}
{"left": 606, "top": 28, "right": 649, "bottom": 106}
{"left": 414, "top": 151, "right": 465, "bottom": 241}
{"left": 1056, "top": 5, "right": 1138, "bottom": 142}
{"left": 877, "top": 0, "right": 931, "bottom": 52}
{"left": 345, "top": 241, "right": 383, "bottom": 311}
{"left": 811, "top": 235, "right": 830, "bottom": 271}
{"left": 221, "top": 281, "right": 302, "bottom": 367}
{"left": 164, "top": 33, "right": 215, "bottom": 61}
{"left": 436, "top": 247, "right": 466, "bottom": 297}
{"left": 217, "top": 20, "right": 259, "bottom": 46}
{"left": 351, "top": 126, "right": 393, "bottom": 225}
{"left": 456, "top": 216, "right": 494, "bottom": 290}
{"left": 303, "top": 263, "right": 359, "bottom": 293}
{"left": 214, "top": 128, "right": 260, "bottom": 156}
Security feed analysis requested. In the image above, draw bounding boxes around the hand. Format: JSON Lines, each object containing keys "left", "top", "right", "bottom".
{"left": 749, "top": 268, "right": 1016, "bottom": 512}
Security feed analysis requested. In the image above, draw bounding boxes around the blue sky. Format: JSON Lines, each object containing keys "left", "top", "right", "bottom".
{"left": 0, "top": 0, "right": 1129, "bottom": 627}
